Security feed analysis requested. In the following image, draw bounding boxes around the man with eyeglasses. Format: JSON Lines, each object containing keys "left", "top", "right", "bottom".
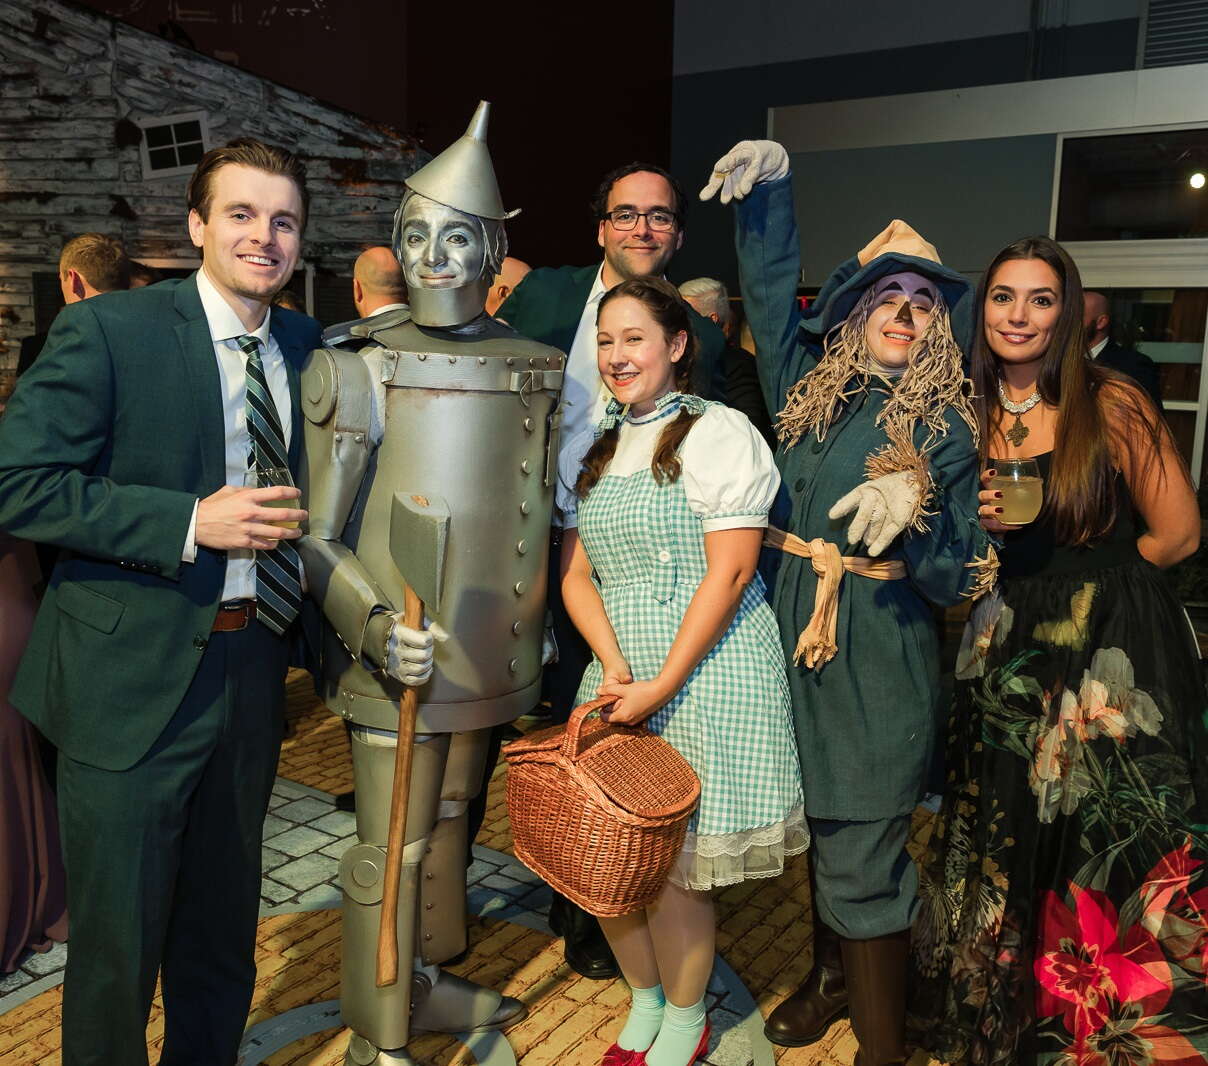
{"left": 497, "top": 162, "right": 725, "bottom": 981}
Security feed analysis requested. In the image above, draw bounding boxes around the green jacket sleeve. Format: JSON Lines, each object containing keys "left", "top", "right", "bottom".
{"left": 733, "top": 175, "right": 815, "bottom": 419}
{"left": 902, "top": 414, "right": 997, "bottom": 606}
{"left": 0, "top": 302, "right": 196, "bottom": 579}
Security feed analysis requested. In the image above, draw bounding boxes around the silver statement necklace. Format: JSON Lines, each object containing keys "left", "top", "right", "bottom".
{"left": 997, "top": 379, "right": 1042, "bottom": 447}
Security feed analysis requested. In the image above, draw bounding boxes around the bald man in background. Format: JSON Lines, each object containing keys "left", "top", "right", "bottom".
{"left": 486, "top": 256, "right": 531, "bottom": 317}
{"left": 1084, "top": 290, "right": 1162, "bottom": 410}
{"left": 352, "top": 246, "right": 408, "bottom": 319}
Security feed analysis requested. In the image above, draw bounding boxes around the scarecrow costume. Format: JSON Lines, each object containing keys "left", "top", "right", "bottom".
{"left": 710, "top": 144, "right": 996, "bottom": 1065}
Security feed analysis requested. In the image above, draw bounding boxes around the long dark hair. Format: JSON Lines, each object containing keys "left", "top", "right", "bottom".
{"left": 575, "top": 277, "right": 701, "bottom": 499}
{"left": 971, "top": 236, "right": 1170, "bottom": 545}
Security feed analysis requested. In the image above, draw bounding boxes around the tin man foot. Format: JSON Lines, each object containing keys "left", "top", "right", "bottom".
{"left": 344, "top": 1032, "right": 418, "bottom": 1065}
{"left": 410, "top": 971, "right": 528, "bottom": 1035}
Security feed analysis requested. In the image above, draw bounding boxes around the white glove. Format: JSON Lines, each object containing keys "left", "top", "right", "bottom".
{"left": 828, "top": 470, "right": 923, "bottom": 557}
{"left": 384, "top": 616, "right": 435, "bottom": 686}
{"left": 698, "top": 140, "right": 790, "bottom": 204}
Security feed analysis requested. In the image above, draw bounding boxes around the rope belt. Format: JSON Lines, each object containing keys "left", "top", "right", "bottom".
{"left": 763, "top": 526, "right": 905, "bottom": 670}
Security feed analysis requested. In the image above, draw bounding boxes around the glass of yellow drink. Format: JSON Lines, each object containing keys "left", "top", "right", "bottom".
{"left": 244, "top": 465, "right": 300, "bottom": 529}
{"left": 989, "top": 457, "right": 1043, "bottom": 525}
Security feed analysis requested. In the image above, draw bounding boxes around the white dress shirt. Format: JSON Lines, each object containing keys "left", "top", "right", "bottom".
{"left": 184, "top": 267, "right": 294, "bottom": 602}
{"left": 561, "top": 266, "right": 610, "bottom": 461}
{"left": 1089, "top": 337, "right": 1109, "bottom": 359}
{"left": 368, "top": 302, "right": 408, "bottom": 317}
{"left": 555, "top": 266, "right": 610, "bottom": 524}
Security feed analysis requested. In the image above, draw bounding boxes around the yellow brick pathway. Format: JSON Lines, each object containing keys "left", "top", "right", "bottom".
{"left": 2, "top": 673, "right": 940, "bottom": 1065}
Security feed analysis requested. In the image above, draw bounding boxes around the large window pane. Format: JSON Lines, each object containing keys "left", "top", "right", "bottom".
{"left": 1057, "top": 129, "right": 1208, "bottom": 241}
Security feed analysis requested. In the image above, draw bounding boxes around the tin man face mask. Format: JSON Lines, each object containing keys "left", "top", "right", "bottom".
{"left": 398, "top": 195, "right": 486, "bottom": 293}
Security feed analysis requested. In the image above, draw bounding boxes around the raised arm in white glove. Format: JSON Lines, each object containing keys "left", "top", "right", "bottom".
{"left": 698, "top": 140, "right": 790, "bottom": 204}
{"left": 383, "top": 616, "right": 435, "bottom": 686}
{"left": 828, "top": 470, "right": 924, "bottom": 557}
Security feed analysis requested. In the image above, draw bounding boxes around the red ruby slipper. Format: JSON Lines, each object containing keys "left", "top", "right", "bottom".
{"left": 630, "top": 1021, "right": 711, "bottom": 1066}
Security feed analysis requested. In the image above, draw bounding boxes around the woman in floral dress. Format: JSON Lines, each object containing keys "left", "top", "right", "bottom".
{"left": 911, "top": 236, "right": 1208, "bottom": 1065}
{"left": 559, "top": 277, "right": 805, "bottom": 1066}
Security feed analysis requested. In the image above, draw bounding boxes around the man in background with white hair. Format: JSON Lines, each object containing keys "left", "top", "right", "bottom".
{"left": 679, "top": 276, "right": 773, "bottom": 443}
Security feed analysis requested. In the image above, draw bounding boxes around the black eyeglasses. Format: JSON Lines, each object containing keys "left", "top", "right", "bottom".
{"left": 602, "top": 208, "right": 678, "bottom": 232}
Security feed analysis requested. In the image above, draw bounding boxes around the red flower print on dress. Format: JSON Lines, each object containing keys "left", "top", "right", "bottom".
{"left": 1036, "top": 885, "right": 1172, "bottom": 1042}
{"left": 1062, "top": 1006, "right": 1207, "bottom": 1065}
{"left": 1138, "top": 839, "right": 1208, "bottom": 988}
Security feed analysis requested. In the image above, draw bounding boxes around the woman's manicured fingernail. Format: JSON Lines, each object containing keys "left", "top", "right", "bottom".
{"left": 987, "top": 469, "right": 996, "bottom": 477}
{"left": 994, "top": 491, "right": 1003, "bottom": 499}
{"left": 994, "top": 507, "right": 1003, "bottom": 514}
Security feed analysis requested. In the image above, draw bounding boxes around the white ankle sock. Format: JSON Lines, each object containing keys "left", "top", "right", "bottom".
{"left": 616, "top": 982, "right": 665, "bottom": 1052}
{"left": 646, "top": 997, "right": 707, "bottom": 1066}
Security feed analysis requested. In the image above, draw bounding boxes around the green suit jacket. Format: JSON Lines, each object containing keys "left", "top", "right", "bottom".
{"left": 0, "top": 273, "right": 322, "bottom": 771}
{"left": 497, "top": 263, "right": 728, "bottom": 401}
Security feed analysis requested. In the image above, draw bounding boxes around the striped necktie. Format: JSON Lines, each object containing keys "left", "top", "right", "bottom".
{"left": 238, "top": 334, "right": 301, "bottom": 636}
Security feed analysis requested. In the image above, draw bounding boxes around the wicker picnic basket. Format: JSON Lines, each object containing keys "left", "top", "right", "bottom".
{"left": 503, "top": 696, "right": 700, "bottom": 917}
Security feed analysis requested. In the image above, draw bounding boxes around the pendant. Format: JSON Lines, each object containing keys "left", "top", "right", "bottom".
{"left": 1005, "top": 415, "right": 1029, "bottom": 447}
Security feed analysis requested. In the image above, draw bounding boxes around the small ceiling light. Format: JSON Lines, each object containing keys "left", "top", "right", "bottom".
{"left": 1192, "top": 172, "right": 1206, "bottom": 190}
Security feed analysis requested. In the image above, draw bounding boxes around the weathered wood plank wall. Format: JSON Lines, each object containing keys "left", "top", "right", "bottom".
{"left": 0, "top": 0, "right": 424, "bottom": 392}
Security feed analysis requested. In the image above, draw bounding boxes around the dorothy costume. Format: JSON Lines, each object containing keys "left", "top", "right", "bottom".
{"left": 557, "top": 393, "right": 807, "bottom": 891}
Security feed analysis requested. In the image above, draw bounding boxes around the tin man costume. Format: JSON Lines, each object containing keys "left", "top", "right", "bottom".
{"left": 298, "top": 102, "right": 564, "bottom": 1065}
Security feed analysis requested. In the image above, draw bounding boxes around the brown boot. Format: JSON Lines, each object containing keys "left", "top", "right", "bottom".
{"left": 764, "top": 918, "right": 848, "bottom": 1047}
{"left": 840, "top": 929, "right": 909, "bottom": 1066}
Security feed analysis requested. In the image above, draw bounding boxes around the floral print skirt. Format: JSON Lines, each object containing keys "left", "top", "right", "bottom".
{"left": 909, "top": 559, "right": 1208, "bottom": 1065}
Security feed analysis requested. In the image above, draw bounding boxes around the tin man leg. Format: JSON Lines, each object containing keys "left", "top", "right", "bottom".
{"left": 339, "top": 726, "right": 447, "bottom": 1064}
{"left": 411, "top": 727, "right": 527, "bottom": 1034}
{"left": 339, "top": 727, "right": 523, "bottom": 1066}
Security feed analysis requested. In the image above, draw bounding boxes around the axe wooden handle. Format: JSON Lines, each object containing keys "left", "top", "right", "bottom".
{"left": 375, "top": 583, "right": 424, "bottom": 988}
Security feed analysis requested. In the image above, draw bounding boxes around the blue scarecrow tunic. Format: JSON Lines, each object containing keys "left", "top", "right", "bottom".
{"left": 558, "top": 396, "right": 807, "bottom": 890}
{"left": 735, "top": 176, "right": 995, "bottom": 821}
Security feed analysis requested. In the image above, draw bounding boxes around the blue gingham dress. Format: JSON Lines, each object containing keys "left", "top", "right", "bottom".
{"left": 558, "top": 395, "right": 807, "bottom": 890}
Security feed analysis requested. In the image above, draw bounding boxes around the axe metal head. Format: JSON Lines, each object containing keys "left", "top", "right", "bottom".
{"left": 390, "top": 492, "right": 451, "bottom": 611}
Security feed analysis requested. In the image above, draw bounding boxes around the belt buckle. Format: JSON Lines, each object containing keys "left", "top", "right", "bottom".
{"left": 215, "top": 600, "right": 254, "bottom": 632}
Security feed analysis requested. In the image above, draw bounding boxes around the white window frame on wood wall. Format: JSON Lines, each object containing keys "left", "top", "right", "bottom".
{"left": 135, "top": 111, "right": 210, "bottom": 181}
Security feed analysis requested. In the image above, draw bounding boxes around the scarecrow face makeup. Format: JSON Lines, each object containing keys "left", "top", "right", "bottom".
{"left": 864, "top": 271, "right": 937, "bottom": 369}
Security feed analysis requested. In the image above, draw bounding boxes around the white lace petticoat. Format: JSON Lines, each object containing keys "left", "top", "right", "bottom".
{"left": 666, "top": 804, "right": 809, "bottom": 891}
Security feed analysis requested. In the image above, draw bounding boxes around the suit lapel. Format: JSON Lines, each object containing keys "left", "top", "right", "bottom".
{"left": 173, "top": 275, "right": 226, "bottom": 491}
{"left": 555, "top": 265, "right": 603, "bottom": 354}
{"left": 270, "top": 315, "right": 306, "bottom": 469}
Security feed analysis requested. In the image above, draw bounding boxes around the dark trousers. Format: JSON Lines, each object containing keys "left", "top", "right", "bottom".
{"left": 808, "top": 814, "right": 918, "bottom": 940}
{"left": 57, "top": 622, "right": 289, "bottom": 1066}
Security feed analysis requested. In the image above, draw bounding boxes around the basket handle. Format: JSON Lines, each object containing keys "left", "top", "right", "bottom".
{"left": 561, "top": 696, "right": 625, "bottom": 760}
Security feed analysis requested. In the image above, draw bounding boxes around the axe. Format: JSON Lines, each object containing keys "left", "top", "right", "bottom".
{"left": 376, "top": 491, "right": 450, "bottom": 988}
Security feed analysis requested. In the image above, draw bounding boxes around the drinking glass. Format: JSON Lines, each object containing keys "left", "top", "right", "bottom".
{"left": 988, "top": 457, "right": 1043, "bottom": 525}
{"left": 244, "top": 465, "right": 300, "bottom": 529}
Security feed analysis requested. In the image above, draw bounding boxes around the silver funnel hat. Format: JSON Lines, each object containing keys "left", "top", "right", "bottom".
{"left": 394, "top": 101, "right": 517, "bottom": 327}
{"left": 405, "top": 101, "right": 519, "bottom": 222}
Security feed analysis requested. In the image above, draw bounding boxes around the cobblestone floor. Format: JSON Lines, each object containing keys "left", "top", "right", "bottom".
{"left": 1, "top": 672, "right": 939, "bottom": 1066}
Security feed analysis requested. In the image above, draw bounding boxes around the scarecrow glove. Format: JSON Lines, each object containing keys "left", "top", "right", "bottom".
{"left": 699, "top": 140, "right": 790, "bottom": 204}
{"left": 828, "top": 471, "right": 922, "bottom": 557}
{"left": 384, "top": 617, "right": 435, "bottom": 686}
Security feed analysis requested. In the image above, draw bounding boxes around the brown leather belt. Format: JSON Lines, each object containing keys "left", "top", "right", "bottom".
{"left": 212, "top": 600, "right": 257, "bottom": 632}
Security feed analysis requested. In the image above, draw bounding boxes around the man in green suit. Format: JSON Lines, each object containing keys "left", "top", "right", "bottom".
{"left": 498, "top": 162, "right": 727, "bottom": 981}
{"left": 0, "top": 139, "right": 321, "bottom": 1066}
